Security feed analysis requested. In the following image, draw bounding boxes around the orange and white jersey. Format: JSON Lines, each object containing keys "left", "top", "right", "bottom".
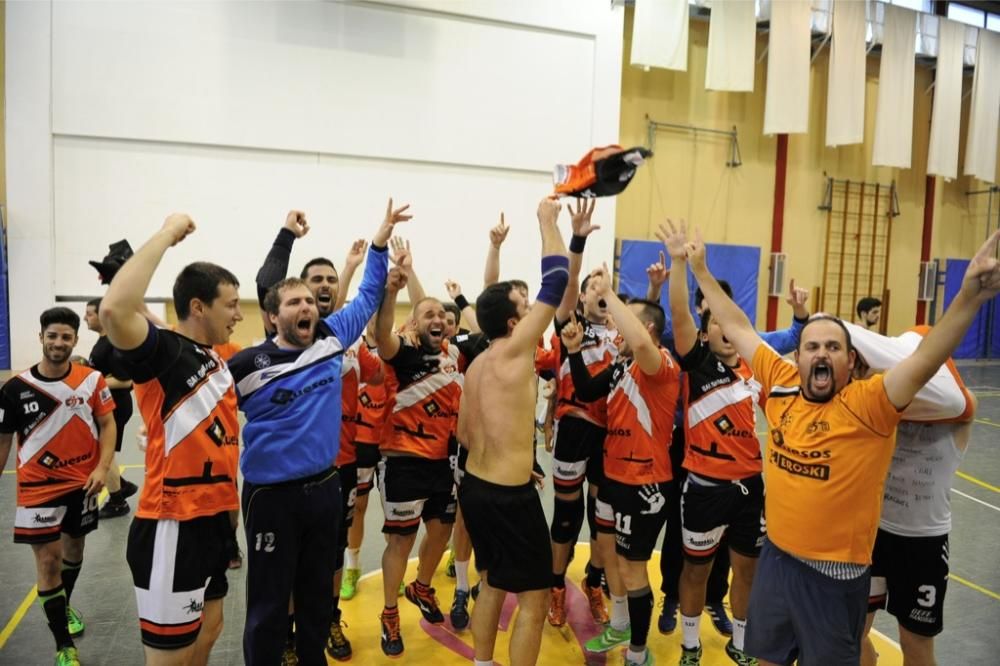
{"left": 381, "top": 338, "right": 462, "bottom": 460}
{"left": 553, "top": 317, "right": 618, "bottom": 427}
{"left": 336, "top": 342, "right": 382, "bottom": 467}
{"left": 679, "top": 340, "right": 763, "bottom": 480}
{"left": 0, "top": 364, "right": 115, "bottom": 505}
{"left": 119, "top": 326, "right": 240, "bottom": 522}
{"left": 603, "top": 349, "right": 681, "bottom": 484}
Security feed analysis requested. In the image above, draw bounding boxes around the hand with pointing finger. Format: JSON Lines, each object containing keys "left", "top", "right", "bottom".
{"left": 786, "top": 279, "right": 810, "bottom": 320}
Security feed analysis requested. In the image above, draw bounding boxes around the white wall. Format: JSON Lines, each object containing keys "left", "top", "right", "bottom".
{"left": 6, "top": 0, "right": 623, "bottom": 369}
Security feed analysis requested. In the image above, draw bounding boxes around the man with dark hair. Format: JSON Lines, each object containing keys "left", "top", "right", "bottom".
{"left": 661, "top": 221, "right": 765, "bottom": 665}
{"left": 100, "top": 214, "right": 243, "bottom": 666}
{"left": 690, "top": 229, "right": 1000, "bottom": 666}
{"left": 1, "top": 307, "right": 117, "bottom": 666}
{"left": 856, "top": 297, "right": 882, "bottom": 330}
{"left": 458, "top": 196, "right": 569, "bottom": 666}
{"left": 562, "top": 265, "right": 680, "bottom": 666}
{"left": 228, "top": 200, "right": 403, "bottom": 666}
{"left": 84, "top": 298, "right": 139, "bottom": 518}
{"left": 443, "top": 302, "right": 463, "bottom": 337}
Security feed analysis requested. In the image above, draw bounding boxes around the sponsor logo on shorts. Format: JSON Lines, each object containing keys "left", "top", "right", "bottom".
{"left": 769, "top": 451, "right": 830, "bottom": 480}
{"left": 687, "top": 537, "right": 715, "bottom": 547}
{"left": 184, "top": 598, "right": 205, "bottom": 614}
{"left": 391, "top": 508, "right": 416, "bottom": 517}
{"left": 908, "top": 609, "right": 935, "bottom": 623}
{"left": 33, "top": 512, "right": 58, "bottom": 525}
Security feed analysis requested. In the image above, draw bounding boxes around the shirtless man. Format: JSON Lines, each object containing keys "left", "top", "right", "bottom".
{"left": 457, "top": 197, "right": 569, "bottom": 666}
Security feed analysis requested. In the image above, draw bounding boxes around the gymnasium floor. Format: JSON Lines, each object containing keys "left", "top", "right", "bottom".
{"left": 1, "top": 363, "right": 998, "bottom": 665}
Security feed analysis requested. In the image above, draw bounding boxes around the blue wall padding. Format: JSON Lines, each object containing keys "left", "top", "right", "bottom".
{"left": 942, "top": 258, "right": 989, "bottom": 359}
{"left": 618, "top": 240, "right": 760, "bottom": 342}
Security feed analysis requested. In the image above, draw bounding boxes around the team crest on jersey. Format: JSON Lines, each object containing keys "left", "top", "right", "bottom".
{"left": 714, "top": 415, "right": 734, "bottom": 434}
{"left": 39, "top": 452, "right": 59, "bottom": 469}
{"left": 424, "top": 399, "right": 441, "bottom": 416}
{"left": 254, "top": 353, "right": 272, "bottom": 369}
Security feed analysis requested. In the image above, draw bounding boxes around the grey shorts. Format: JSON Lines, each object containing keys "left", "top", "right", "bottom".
{"left": 745, "top": 539, "right": 870, "bottom": 666}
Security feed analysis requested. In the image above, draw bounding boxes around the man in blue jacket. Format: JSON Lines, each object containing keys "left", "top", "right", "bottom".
{"left": 228, "top": 199, "right": 410, "bottom": 666}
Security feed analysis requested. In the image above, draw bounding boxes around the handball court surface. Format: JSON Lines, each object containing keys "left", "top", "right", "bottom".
{"left": 1, "top": 363, "right": 999, "bottom": 664}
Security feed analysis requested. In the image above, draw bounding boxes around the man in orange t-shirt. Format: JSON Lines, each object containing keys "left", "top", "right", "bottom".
{"left": 0, "top": 307, "right": 117, "bottom": 666}
{"left": 688, "top": 229, "right": 1000, "bottom": 666}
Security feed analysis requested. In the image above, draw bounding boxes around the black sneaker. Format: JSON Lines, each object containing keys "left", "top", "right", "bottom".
{"left": 120, "top": 478, "right": 139, "bottom": 500}
{"left": 450, "top": 589, "right": 470, "bottom": 630}
{"left": 658, "top": 597, "right": 678, "bottom": 634}
{"left": 380, "top": 611, "right": 404, "bottom": 657}
{"left": 404, "top": 582, "right": 444, "bottom": 624}
{"left": 98, "top": 501, "right": 130, "bottom": 519}
{"left": 325, "top": 612, "right": 352, "bottom": 661}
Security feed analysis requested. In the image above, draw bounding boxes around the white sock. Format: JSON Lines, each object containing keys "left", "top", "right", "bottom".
{"left": 474, "top": 660, "right": 492, "bottom": 666}
{"left": 611, "top": 594, "right": 629, "bottom": 631}
{"left": 681, "top": 613, "right": 701, "bottom": 650}
{"left": 456, "top": 559, "right": 470, "bottom": 592}
{"left": 626, "top": 647, "right": 647, "bottom": 664}
{"left": 733, "top": 617, "right": 747, "bottom": 651}
{"left": 345, "top": 547, "right": 360, "bottom": 570}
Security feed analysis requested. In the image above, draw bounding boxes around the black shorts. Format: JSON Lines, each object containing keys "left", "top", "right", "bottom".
{"left": 551, "top": 416, "right": 606, "bottom": 494}
{"left": 127, "top": 512, "right": 233, "bottom": 649}
{"left": 680, "top": 472, "right": 765, "bottom": 563}
{"left": 110, "top": 388, "right": 134, "bottom": 452}
{"left": 459, "top": 472, "right": 552, "bottom": 593}
{"left": 13, "top": 487, "right": 99, "bottom": 544}
{"left": 355, "top": 442, "right": 380, "bottom": 496}
{"left": 335, "top": 463, "right": 358, "bottom": 571}
{"left": 377, "top": 456, "right": 457, "bottom": 535}
{"left": 594, "top": 479, "right": 671, "bottom": 561}
{"left": 745, "top": 540, "right": 869, "bottom": 666}
{"left": 869, "top": 529, "right": 948, "bottom": 636}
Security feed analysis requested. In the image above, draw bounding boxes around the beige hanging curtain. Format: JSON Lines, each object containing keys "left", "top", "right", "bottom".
{"left": 872, "top": 5, "right": 917, "bottom": 168}
{"left": 764, "top": 0, "right": 813, "bottom": 135}
{"left": 927, "top": 18, "right": 966, "bottom": 180}
{"left": 705, "top": 0, "right": 756, "bottom": 92}
{"left": 631, "top": 0, "right": 689, "bottom": 72}
{"left": 826, "top": 0, "right": 867, "bottom": 147}
{"left": 964, "top": 29, "right": 1000, "bottom": 184}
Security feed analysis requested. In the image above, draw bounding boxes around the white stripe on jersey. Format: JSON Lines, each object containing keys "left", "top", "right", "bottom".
{"left": 17, "top": 370, "right": 102, "bottom": 466}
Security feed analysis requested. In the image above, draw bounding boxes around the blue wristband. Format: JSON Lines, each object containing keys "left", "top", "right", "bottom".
{"left": 537, "top": 255, "right": 570, "bottom": 307}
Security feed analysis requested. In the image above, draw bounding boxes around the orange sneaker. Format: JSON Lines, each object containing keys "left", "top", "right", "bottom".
{"left": 547, "top": 586, "right": 567, "bottom": 627}
{"left": 582, "top": 579, "right": 609, "bottom": 624}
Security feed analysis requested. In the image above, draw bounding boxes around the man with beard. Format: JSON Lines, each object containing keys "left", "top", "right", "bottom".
{"left": 374, "top": 268, "right": 465, "bottom": 657}
{"left": 856, "top": 297, "right": 882, "bottom": 331}
{"left": 457, "top": 196, "right": 569, "bottom": 666}
{"left": 228, "top": 200, "right": 406, "bottom": 665}
{"left": 0, "top": 307, "right": 117, "bottom": 666}
{"left": 689, "top": 230, "right": 1000, "bottom": 666}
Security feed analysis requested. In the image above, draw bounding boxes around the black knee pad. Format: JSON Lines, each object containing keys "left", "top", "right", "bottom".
{"left": 550, "top": 495, "right": 585, "bottom": 544}
{"left": 586, "top": 492, "right": 598, "bottom": 540}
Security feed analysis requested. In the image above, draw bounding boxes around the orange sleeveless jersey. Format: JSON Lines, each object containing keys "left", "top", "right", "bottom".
{"left": 550, "top": 318, "right": 618, "bottom": 427}
{"left": 336, "top": 343, "right": 382, "bottom": 467}
{"left": 603, "top": 349, "right": 681, "bottom": 484}
{"left": 680, "top": 340, "right": 763, "bottom": 480}
{"left": 127, "top": 329, "right": 240, "bottom": 521}
{"left": 381, "top": 338, "right": 462, "bottom": 460}
{"left": 753, "top": 345, "right": 903, "bottom": 564}
{"left": 0, "top": 365, "right": 115, "bottom": 506}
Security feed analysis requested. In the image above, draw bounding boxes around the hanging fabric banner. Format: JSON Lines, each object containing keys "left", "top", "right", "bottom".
{"left": 964, "top": 29, "right": 1000, "bottom": 184}
{"left": 705, "top": 0, "right": 756, "bottom": 92}
{"left": 764, "top": 0, "right": 812, "bottom": 135}
{"left": 631, "top": 0, "right": 689, "bottom": 72}
{"left": 927, "top": 18, "right": 966, "bottom": 180}
{"left": 872, "top": 5, "right": 917, "bottom": 168}
{"left": 825, "top": 0, "right": 867, "bottom": 147}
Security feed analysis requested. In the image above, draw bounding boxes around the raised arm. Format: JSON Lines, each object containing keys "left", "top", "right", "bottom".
{"left": 645, "top": 250, "right": 669, "bottom": 302}
{"left": 593, "top": 264, "right": 663, "bottom": 375}
{"left": 375, "top": 267, "right": 408, "bottom": 361}
{"left": 445, "top": 280, "right": 480, "bottom": 333}
{"left": 555, "top": 199, "right": 598, "bottom": 324}
{"left": 334, "top": 239, "right": 368, "bottom": 313}
{"left": 884, "top": 230, "right": 1000, "bottom": 409}
{"left": 501, "top": 198, "right": 569, "bottom": 357}
{"left": 685, "top": 229, "right": 764, "bottom": 363}
{"left": 256, "top": 210, "right": 309, "bottom": 334}
{"left": 562, "top": 313, "right": 614, "bottom": 401}
{"left": 759, "top": 280, "right": 810, "bottom": 354}
{"left": 100, "top": 214, "right": 195, "bottom": 350}
{"left": 389, "top": 237, "right": 426, "bottom": 305}
{"left": 658, "top": 221, "right": 697, "bottom": 357}
{"left": 483, "top": 213, "right": 509, "bottom": 287}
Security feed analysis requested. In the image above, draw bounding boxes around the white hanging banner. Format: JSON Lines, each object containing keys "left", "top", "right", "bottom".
{"left": 705, "top": 0, "right": 756, "bottom": 92}
{"left": 872, "top": 5, "right": 917, "bottom": 168}
{"left": 964, "top": 29, "right": 1000, "bottom": 184}
{"left": 763, "top": 0, "right": 812, "bottom": 135}
{"left": 927, "top": 18, "right": 966, "bottom": 180}
{"left": 631, "top": 0, "right": 689, "bottom": 72}
{"left": 825, "top": 0, "right": 867, "bottom": 147}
